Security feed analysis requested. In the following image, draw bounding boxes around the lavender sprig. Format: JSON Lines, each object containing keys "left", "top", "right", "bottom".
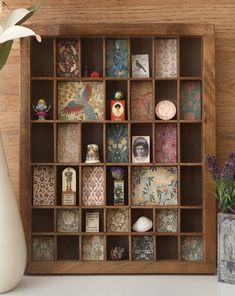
{"left": 111, "top": 167, "right": 125, "bottom": 180}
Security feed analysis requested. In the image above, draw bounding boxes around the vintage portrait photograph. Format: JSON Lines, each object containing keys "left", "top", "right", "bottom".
{"left": 132, "top": 136, "right": 150, "bottom": 163}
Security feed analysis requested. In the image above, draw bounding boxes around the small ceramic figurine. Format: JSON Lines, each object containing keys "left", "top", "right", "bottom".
{"left": 85, "top": 144, "right": 100, "bottom": 163}
{"left": 110, "top": 246, "right": 125, "bottom": 260}
{"left": 132, "top": 216, "right": 153, "bottom": 232}
{"left": 32, "top": 98, "right": 51, "bottom": 120}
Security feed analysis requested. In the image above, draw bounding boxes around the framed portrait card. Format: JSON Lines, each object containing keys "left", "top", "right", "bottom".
{"left": 132, "top": 136, "right": 150, "bottom": 163}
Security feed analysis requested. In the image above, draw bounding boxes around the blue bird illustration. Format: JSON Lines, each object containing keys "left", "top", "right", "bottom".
{"left": 62, "top": 84, "right": 96, "bottom": 120}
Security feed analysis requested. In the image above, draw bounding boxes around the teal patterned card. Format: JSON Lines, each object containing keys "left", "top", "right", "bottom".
{"left": 106, "top": 39, "right": 128, "bottom": 78}
{"left": 106, "top": 124, "right": 128, "bottom": 163}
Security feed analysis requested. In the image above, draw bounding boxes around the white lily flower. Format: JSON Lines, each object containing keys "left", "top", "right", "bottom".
{"left": 0, "top": 7, "right": 41, "bottom": 44}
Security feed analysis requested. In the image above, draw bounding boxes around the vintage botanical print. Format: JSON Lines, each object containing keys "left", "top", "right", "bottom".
{"left": 33, "top": 166, "right": 55, "bottom": 206}
{"left": 106, "top": 124, "right": 128, "bottom": 163}
{"left": 181, "top": 236, "right": 203, "bottom": 261}
{"left": 106, "top": 39, "right": 128, "bottom": 78}
{"left": 57, "top": 124, "right": 80, "bottom": 162}
{"left": 82, "top": 166, "right": 105, "bottom": 205}
{"left": 218, "top": 213, "right": 235, "bottom": 284}
{"left": 57, "top": 209, "right": 79, "bottom": 233}
{"left": 82, "top": 236, "right": 104, "bottom": 261}
{"left": 32, "top": 236, "right": 55, "bottom": 261}
{"left": 107, "top": 209, "right": 129, "bottom": 232}
{"left": 57, "top": 39, "right": 80, "bottom": 77}
{"left": 156, "top": 209, "right": 178, "bottom": 232}
{"left": 155, "top": 124, "right": 177, "bottom": 163}
{"left": 130, "top": 81, "right": 153, "bottom": 121}
{"left": 155, "top": 39, "right": 177, "bottom": 77}
{"left": 58, "top": 81, "right": 104, "bottom": 120}
{"left": 132, "top": 236, "right": 154, "bottom": 261}
{"left": 131, "top": 166, "right": 177, "bottom": 205}
{"left": 180, "top": 81, "right": 201, "bottom": 120}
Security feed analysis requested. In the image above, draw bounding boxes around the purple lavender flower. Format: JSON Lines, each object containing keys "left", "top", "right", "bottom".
{"left": 207, "top": 154, "right": 221, "bottom": 181}
{"left": 111, "top": 166, "right": 125, "bottom": 180}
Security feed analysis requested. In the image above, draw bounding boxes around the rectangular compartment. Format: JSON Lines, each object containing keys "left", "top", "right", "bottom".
{"left": 181, "top": 166, "right": 202, "bottom": 206}
{"left": 32, "top": 209, "right": 54, "bottom": 233}
{"left": 181, "top": 209, "right": 202, "bottom": 233}
{"left": 156, "top": 236, "right": 178, "bottom": 260}
{"left": 156, "top": 209, "right": 178, "bottom": 233}
{"left": 130, "top": 81, "right": 153, "bottom": 121}
{"left": 57, "top": 236, "right": 79, "bottom": 260}
{"left": 181, "top": 236, "right": 203, "bottom": 261}
{"left": 107, "top": 209, "right": 129, "bottom": 233}
{"left": 31, "top": 38, "right": 54, "bottom": 77}
{"left": 57, "top": 209, "right": 80, "bottom": 233}
{"left": 81, "top": 37, "right": 103, "bottom": 77}
{"left": 180, "top": 123, "right": 202, "bottom": 163}
{"left": 82, "top": 209, "right": 104, "bottom": 233}
{"left": 56, "top": 38, "right": 80, "bottom": 77}
{"left": 107, "top": 235, "right": 129, "bottom": 260}
{"left": 132, "top": 236, "right": 154, "bottom": 261}
{"left": 31, "top": 80, "right": 54, "bottom": 120}
{"left": 131, "top": 209, "right": 153, "bottom": 233}
{"left": 180, "top": 37, "right": 202, "bottom": 77}
{"left": 32, "top": 236, "right": 55, "bottom": 261}
{"left": 31, "top": 124, "right": 54, "bottom": 163}
{"left": 82, "top": 235, "right": 104, "bottom": 260}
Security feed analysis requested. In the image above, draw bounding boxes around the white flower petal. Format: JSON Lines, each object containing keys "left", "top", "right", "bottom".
{"left": 0, "top": 25, "right": 41, "bottom": 43}
{"left": 0, "top": 8, "right": 31, "bottom": 31}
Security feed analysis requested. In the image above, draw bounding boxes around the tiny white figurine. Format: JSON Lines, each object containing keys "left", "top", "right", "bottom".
{"left": 85, "top": 144, "right": 100, "bottom": 163}
{"left": 132, "top": 216, "right": 153, "bottom": 232}
{"left": 32, "top": 98, "right": 51, "bottom": 120}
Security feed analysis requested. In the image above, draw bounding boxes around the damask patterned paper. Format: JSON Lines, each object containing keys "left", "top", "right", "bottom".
{"left": 57, "top": 209, "right": 79, "bottom": 232}
{"left": 155, "top": 39, "right": 177, "bottom": 78}
{"left": 58, "top": 81, "right": 104, "bottom": 121}
{"left": 57, "top": 39, "right": 80, "bottom": 77}
{"left": 130, "top": 81, "right": 153, "bottom": 121}
{"left": 32, "top": 236, "right": 55, "bottom": 261}
{"left": 106, "top": 39, "right": 128, "bottom": 78}
{"left": 82, "top": 166, "right": 105, "bottom": 205}
{"left": 156, "top": 209, "right": 178, "bottom": 232}
{"left": 107, "top": 209, "right": 129, "bottom": 232}
{"left": 180, "top": 81, "right": 201, "bottom": 120}
{"left": 132, "top": 236, "right": 154, "bottom": 261}
{"left": 131, "top": 166, "right": 177, "bottom": 206}
{"left": 33, "top": 166, "right": 55, "bottom": 206}
{"left": 82, "top": 235, "right": 104, "bottom": 260}
{"left": 106, "top": 124, "right": 128, "bottom": 163}
{"left": 57, "top": 124, "right": 80, "bottom": 162}
{"left": 181, "top": 236, "right": 203, "bottom": 261}
{"left": 155, "top": 124, "right": 177, "bottom": 163}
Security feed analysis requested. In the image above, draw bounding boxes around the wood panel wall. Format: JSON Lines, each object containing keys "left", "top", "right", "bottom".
{"left": 0, "top": 0, "right": 234, "bottom": 201}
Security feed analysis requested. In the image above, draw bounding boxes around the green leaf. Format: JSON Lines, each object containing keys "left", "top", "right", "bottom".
{"left": 0, "top": 40, "right": 13, "bottom": 70}
{"left": 17, "top": 2, "right": 41, "bottom": 25}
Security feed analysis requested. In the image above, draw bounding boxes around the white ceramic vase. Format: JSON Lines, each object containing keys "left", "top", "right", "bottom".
{"left": 0, "top": 133, "right": 26, "bottom": 293}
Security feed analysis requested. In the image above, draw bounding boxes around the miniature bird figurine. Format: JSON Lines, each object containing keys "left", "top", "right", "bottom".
{"left": 136, "top": 60, "right": 146, "bottom": 72}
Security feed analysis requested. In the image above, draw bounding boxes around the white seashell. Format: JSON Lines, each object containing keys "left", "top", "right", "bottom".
{"left": 132, "top": 216, "right": 153, "bottom": 232}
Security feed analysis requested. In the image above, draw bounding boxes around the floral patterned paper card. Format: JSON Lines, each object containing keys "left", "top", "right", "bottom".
{"left": 156, "top": 209, "right": 178, "bottom": 232}
{"left": 32, "top": 236, "right": 55, "bottom": 261}
{"left": 130, "top": 81, "right": 153, "bottom": 121}
{"left": 107, "top": 209, "right": 129, "bottom": 232}
{"left": 82, "top": 166, "right": 105, "bottom": 206}
{"left": 181, "top": 236, "right": 203, "bottom": 261}
{"left": 58, "top": 81, "right": 104, "bottom": 121}
{"left": 57, "top": 39, "right": 80, "bottom": 77}
{"left": 82, "top": 235, "right": 104, "bottom": 261}
{"left": 155, "top": 39, "right": 177, "bottom": 78}
{"left": 106, "top": 124, "right": 129, "bottom": 163}
{"left": 33, "top": 166, "right": 55, "bottom": 206}
{"left": 106, "top": 39, "right": 128, "bottom": 78}
{"left": 57, "top": 209, "right": 79, "bottom": 232}
{"left": 57, "top": 124, "right": 80, "bottom": 162}
{"left": 180, "top": 81, "right": 201, "bottom": 120}
{"left": 131, "top": 166, "right": 178, "bottom": 206}
{"left": 155, "top": 124, "right": 177, "bottom": 163}
{"left": 132, "top": 236, "right": 154, "bottom": 261}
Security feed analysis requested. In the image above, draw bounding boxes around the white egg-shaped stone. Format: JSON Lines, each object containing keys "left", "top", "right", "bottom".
{"left": 132, "top": 216, "right": 153, "bottom": 232}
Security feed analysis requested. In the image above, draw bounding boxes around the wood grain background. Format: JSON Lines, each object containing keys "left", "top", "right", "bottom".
{"left": 0, "top": 0, "right": 234, "bottom": 201}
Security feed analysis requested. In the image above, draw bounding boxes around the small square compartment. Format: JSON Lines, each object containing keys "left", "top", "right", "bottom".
{"left": 181, "top": 209, "right": 202, "bottom": 233}
{"left": 181, "top": 236, "right": 203, "bottom": 261}
{"left": 81, "top": 37, "right": 103, "bottom": 77}
{"left": 31, "top": 124, "right": 54, "bottom": 163}
{"left": 107, "top": 235, "right": 129, "bottom": 260}
{"left": 82, "top": 209, "right": 104, "bottom": 233}
{"left": 156, "top": 209, "right": 178, "bottom": 233}
{"left": 57, "top": 236, "right": 79, "bottom": 260}
{"left": 32, "top": 209, "right": 54, "bottom": 233}
{"left": 180, "top": 37, "right": 202, "bottom": 77}
{"left": 132, "top": 236, "right": 154, "bottom": 261}
{"left": 82, "top": 235, "right": 104, "bottom": 260}
{"left": 180, "top": 123, "right": 202, "bottom": 163}
{"left": 32, "top": 236, "right": 55, "bottom": 261}
{"left": 181, "top": 166, "right": 202, "bottom": 206}
{"left": 31, "top": 38, "right": 54, "bottom": 77}
{"left": 131, "top": 209, "right": 153, "bottom": 232}
{"left": 31, "top": 80, "right": 54, "bottom": 120}
{"left": 156, "top": 236, "right": 178, "bottom": 260}
{"left": 57, "top": 209, "right": 80, "bottom": 233}
{"left": 107, "top": 209, "right": 129, "bottom": 233}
